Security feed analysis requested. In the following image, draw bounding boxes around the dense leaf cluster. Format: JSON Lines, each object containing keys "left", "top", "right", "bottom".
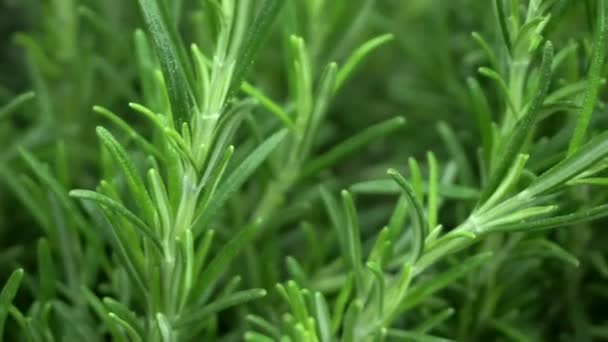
{"left": 2, "top": 0, "right": 608, "bottom": 341}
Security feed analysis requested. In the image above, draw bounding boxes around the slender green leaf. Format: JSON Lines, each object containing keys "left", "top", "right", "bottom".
{"left": 98, "top": 212, "right": 148, "bottom": 295}
{"left": 484, "top": 205, "right": 558, "bottom": 230}
{"left": 313, "top": 292, "right": 332, "bottom": 342}
{"left": 525, "top": 130, "right": 608, "bottom": 197}
{"left": 94, "top": 106, "right": 162, "bottom": 160}
{"left": 490, "top": 204, "right": 608, "bottom": 232}
{"left": 96, "top": 126, "right": 156, "bottom": 224}
{"left": 20, "top": 149, "right": 87, "bottom": 228}
{"left": 69, "top": 189, "right": 163, "bottom": 252}
{"left": 341, "top": 190, "right": 364, "bottom": 293}
{"left": 194, "top": 220, "right": 260, "bottom": 296}
{"left": 246, "top": 315, "right": 281, "bottom": 340}
{"left": 229, "top": 0, "right": 285, "bottom": 99}
{"left": 400, "top": 253, "right": 492, "bottom": 312}
{"left": 350, "top": 180, "right": 479, "bottom": 200}
{"left": 286, "top": 256, "right": 308, "bottom": 286}
{"left": 241, "top": 82, "right": 294, "bottom": 129}
{"left": 0, "top": 269, "right": 24, "bottom": 339}
{"left": 36, "top": 239, "right": 55, "bottom": 302}
{"left": 195, "top": 129, "right": 287, "bottom": 230}
{"left": 0, "top": 91, "right": 35, "bottom": 120}
{"left": 386, "top": 329, "right": 454, "bottom": 342}
{"left": 437, "top": 122, "right": 473, "bottom": 185}
{"left": 467, "top": 77, "right": 494, "bottom": 167}
{"left": 516, "top": 239, "right": 580, "bottom": 267}
{"left": 481, "top": 41, "right": 554, "bottom": 202}
{"left": 342, "top": 299, "right": 363, "bottom": 342}
{"left": 366, "top": 261, "right": 386, "bottom": 315}
{"left": 388, "top": 169, "right": 428, "bottom": 262}
{"left": 478, "top": 67, "right": 518, "bottom": 116}
{"left": 427, "top": 152, "right": 439, "bottom": 230}
{"left": 300, "top": 116, "right": 405, "bottom": 179}
{"left": 409, "top": 158, "right": 424, "bottom": 200}
{"left": 177, "top": 289, "right": 266, "bottom": 327}
{"left": 568, "top": 0, "right": 608, "bottom": 155}
{"left": 82, "top": 287, "right": 126, "bottom": 341}
{"left": 300, "top": 63, "right": 338, "bottom": 160}
{"left": 335, "top": 33, "right": 394, "bottom": 90}
{"left": 244, "top": 332, "right": 275, "bottom": 342}
{"left": 490, "top": 319, "right": 533, "bottom": 342}
{"left": 137, "top": 0, "right": 195, "bottom": 126}
{"left": 479, "top": 154, "right": 529, "bottom": 213}
{"left": 413, "top": 308, "right": 455, "bottom": 334}
{"left": 321, "top": 186, "right": 346, "bottom": 258}
{"left": 495, "top": 0, "right": 512, "bottom": 51}
{"left": 108, "top": 313, "right": 142, "bottom": 342}
{"left": 331, "top": 275, "right": 353, "bottom": 334}
{"left": 156, "top": 313, "right": 172, "bottom": 341}
{"left": 103, "top": 297, "right": 144, "bottom": 338}
{"left": 472, "top": 32, "right": 499, "bottom": 71}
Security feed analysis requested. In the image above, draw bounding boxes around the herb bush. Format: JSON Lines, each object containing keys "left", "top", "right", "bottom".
{"left": 2, "top": 0, "right": 608, "bottom": 340}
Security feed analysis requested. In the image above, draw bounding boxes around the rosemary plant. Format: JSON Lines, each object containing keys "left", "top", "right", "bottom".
{"left": 2, "top": 0, "right": 608, "bottom": 341}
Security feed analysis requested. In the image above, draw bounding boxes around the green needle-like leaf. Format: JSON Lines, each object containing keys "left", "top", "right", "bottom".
{"left": 137, "top": 0, "right": 195, "bottom": 126}
{"left": 108, "top": 312, "right": 142, "bottom": 342}
{"left": 103, "top": 297, "right": 144, "bottom": 338}
{"left": 481, "top": 41, "right": 554, "bottom": 203}
{"left": 300, "top": 116, "right": 405, "bottom": 180}
{"left": 525, "top": 130, "right": 608, "bottom": 197}
{"left": 96, "top": 126, "right": 157, "bottom": 224}
{"left": 177, "top": 289, "right": 267, "bottom": 327}
{"left": 94, "top": 105, "right": 162, "bottom": 160}
{"left": 427, "top": 152, "right": 439, "bottom": 230}
{"left": 335, "top": 33, "right": 394, "bottom": 90}
{"left": 386, "top": 329, "right": 455, "bottom": 342}
{"left": 69, "top": 189, "right": 163, "bottom": 252}
{"left": 194, "top": 220, "right": 261, "bottom": 297}
{"left": 491, "top": 204, "right": 608, "bottom": 233}
{"left": 340, "top": 190, "right": 364, "bottom": 293}
{"left": 467, "top": 77, "right": 494, "bottom": 168}
{"left": 313, "top": 292, "right": 332, "bottom": 342}
{"left": 495, "top": 0, "right": 512, "bottom": 52}
{"left": 228, "top": 0, "right": 285, "bottom": 100}
{"left": 36, "top": 239, "right": 55, "bottom": 302}
{"left": 400, "top": 252, "right": 492, "bottom": 312}
{"left": 388, "top": 169, "right": 428, "bottom": 262}
{"left": 0, "top": 269, "right": 24, "bottom": 339}
{"left": 413, "top": 308, "right": 455, "bottom": 334}
{"left": 194, "top": 129, "right": 287, "bottom": 230}
{"left": 568, "top": 0, "right": 608, "bottom": 155}
{"left": 0, "top": 91, "right": 35, "bottom": 120}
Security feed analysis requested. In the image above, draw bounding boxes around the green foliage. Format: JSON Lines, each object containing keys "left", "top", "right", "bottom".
{"left": 2, "top": 0, "right": 608, "bottom": 341}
